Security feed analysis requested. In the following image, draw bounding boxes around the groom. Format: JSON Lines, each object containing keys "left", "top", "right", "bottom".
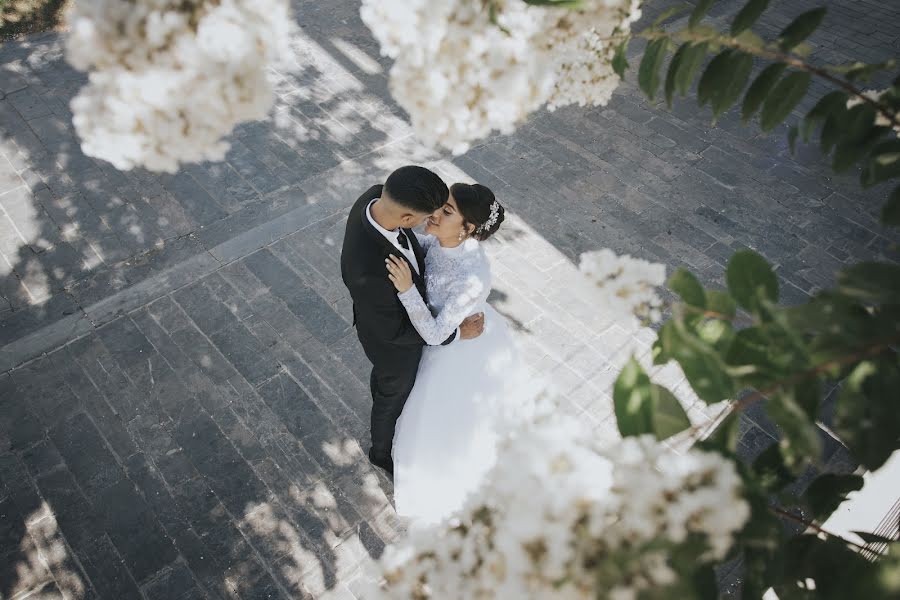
{"left": 341, "top": 166, "right": 485, "bottom": 475}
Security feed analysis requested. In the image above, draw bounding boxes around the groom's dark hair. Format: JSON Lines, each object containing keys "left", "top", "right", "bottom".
{"left": 383, "top": 166, "right": 449, "bottom": 214}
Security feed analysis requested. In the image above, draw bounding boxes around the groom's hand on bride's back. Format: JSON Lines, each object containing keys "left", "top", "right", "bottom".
{"left": 459, "top": 313, "right": 485, "bottom": 340}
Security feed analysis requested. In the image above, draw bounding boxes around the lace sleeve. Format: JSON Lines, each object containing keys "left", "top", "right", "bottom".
{"left": 397, "top": 272, "right": 487, "bottom": 346}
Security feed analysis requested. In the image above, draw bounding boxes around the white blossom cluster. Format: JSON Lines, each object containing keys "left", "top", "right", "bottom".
{"left": 846, "top": 89, "right": 900, "bottom": 138}
{"left": 580, "top": 248, "right": 667, "bottom": 323}
{"left": 375, "top": 414, "right": 748, "bottom": 599}
{"left": 360, "top": 0, "right": 643, "bottom": 154}
{"left": 64, "top": 0, "right": 291, "bottom": 172}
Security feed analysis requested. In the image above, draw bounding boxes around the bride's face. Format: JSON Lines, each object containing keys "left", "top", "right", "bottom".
{"left": 424, "top": 194, "right": 472, "bottom": 240}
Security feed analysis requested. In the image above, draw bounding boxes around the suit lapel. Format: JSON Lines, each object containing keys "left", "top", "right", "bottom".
{"left": 406, "top": 228, "right": 427, "bottom": 281}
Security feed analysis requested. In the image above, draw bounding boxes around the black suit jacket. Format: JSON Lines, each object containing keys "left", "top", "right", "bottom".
{"left": 340, "top": 185, "right": 455, "bottom": 370}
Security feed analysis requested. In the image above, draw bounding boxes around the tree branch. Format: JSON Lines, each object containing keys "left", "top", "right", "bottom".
{"left": 770, "top": 507, "right": 874, "bottom": 554}
{"left": 682, "top": 332, "right": 900, "bottom": 443}
{"left": 637, "top": 28, "right": 900, "bottom": 130}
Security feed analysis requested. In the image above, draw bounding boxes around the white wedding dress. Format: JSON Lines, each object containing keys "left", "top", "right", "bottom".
{"left": 392, "top": 234, "right": 532, "bottom": 525}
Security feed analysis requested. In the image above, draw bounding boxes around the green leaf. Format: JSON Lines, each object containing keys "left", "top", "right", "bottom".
{"left": 788, "top": 125, "right": 799, "bottom": 153}
{"left": 821, "top": 114, "right": 842, "bottom": 155}
{"left": 752, "top": 442, "right": 794, "bottom": 491}
{"left": 671, "top": 319, "right": 736, "bottom": 404}
{"left": 652, "top": 384, "right": 692, "bottom": 440}
{"left": 706, "top": 289, "right": 737, "bottom": 318}
{"left": 843, "top": 104, "right": 878, "bottom": 143}
{"left": 668, "top": 267, "right": 706, "bottom": 308}
{"left": 801, "top": 91, "right": 849, "bottom": 142}
{"left": 689, "top": 0, "right": 716, "bottom": 29}
{"left": 639, "top": 38, "right": 669, "bottom": 101}
{"left": 766, "top": 390, "right": 822, "bottom": 470}
{"left": 833, "top": 142, "right": 871, "bottom": 173}
{"left": 664, "top": 43, "right": 690, "bottom": 107}
{"left": 612, "top": 358, "right": 691, "bottom": 440}
{"left": 726, "top": 249, "right": 779, "bottom": 312}
{"left": 740, "top": 495, "right": 785, "bottom": 551}
{"left": 779, "top": 535, "right": 899, "bottom": 598}
{"left": 697, "top": 50, "right": 754, "bottom": 118}
{"left": 804, "top": 473, "right": 864, "bottom": 520}
{"left": 837, "top": 262, "right": 900, "bottom": 304}
{"left": 834, "top": 359, "right": 900, "bottom": 471}
{"left": 834, "top": 115, "right": 884, "bottom": 173}
{"left": 725, "top": 327, "right": 781, "bottom": 386}
{"left": 731, "top": 0, "right": 770, "bottom": 36}
{"left": 613, "top": 357, "right": 654, "bottom": 437}
{"left": 698, "top": 50, "right": 734, "bottom": 107}
{"left": 675, "top": 42, "right": 709, "bottom": 98}
{"left": 653, "top": 3, "right": 691, "bottom": 28}
{"left": 696, "top": 318, "right": 732, "bottom": 349}
{"left": 862, "top": 138, "right": 900, "bottom": 186}
{"left": 882, "top": 185, "right": 900, "bottom": 226}
{"left": 713, "top": 52, "right": 754, "bottom": 118}
{"left": 742, "top": 63, "right": 788, "bottom": 122}
{"left": 612, "top": 40, "right": 629, "bottom": 80}
{"left": 778, "top": 7, "right": 827, "bottom": 51}
{"left": 760, "top": 71, "right": 812, "bottom": 131}
{"left": 692, "top": 565, "right": 719, "bottom": 600}
{"left": 652, "top": 320, "right": 677, "bottom": 365}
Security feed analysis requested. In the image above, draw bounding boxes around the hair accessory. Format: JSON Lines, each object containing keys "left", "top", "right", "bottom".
{"left": 477, "top": 200, "right": 501, "bottom": 234}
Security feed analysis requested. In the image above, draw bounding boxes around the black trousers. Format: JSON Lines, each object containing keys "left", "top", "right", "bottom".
{"left": 369, "top": 358, "right": 419, "bottom": 458}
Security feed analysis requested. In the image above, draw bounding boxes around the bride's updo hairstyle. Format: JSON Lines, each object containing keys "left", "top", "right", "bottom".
{"left": 450, "top": 182, "right": 505, "bottom": 241}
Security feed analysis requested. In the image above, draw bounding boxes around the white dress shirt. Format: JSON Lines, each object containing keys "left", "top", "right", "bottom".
{"left": 367, "top": 199, "right": 420, "bottom": 274}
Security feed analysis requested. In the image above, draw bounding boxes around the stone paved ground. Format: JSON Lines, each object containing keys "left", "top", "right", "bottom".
{"left": 1, "top": 0, "right": 898, "bottom": 598}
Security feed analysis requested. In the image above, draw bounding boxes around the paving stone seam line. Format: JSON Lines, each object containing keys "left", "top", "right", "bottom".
{"left": 0, "top": 198, "right": 353, "bottom": 374}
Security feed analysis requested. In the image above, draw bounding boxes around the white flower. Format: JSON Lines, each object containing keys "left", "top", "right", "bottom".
{"left": 374, "top": 409, "right": 749, "bottom": 598}
{"left": 579, "top": 248, "right": 667, "bottom": 322}
{"left": 65, "top": 0, "right": 291, "bottom": 172}
{"left": 360, "top": 0, "right": 642, "bottom": 153}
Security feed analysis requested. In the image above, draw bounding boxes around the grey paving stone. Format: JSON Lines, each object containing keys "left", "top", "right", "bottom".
{"left": 95, "top": 477, "right": 179, "bottom": 583}
{"left": 0, "top": 373, "right": 43, "bottom": 451}
{"left": 256, "top": 372, "right": 338, "bottom": 444}
{"left": 173, "top": 280, "right": 242, "bottom": 336}
{"left": 242, "top": 249, "right": 349, "bottom": 346}
{"left": 142, "top": 561, "right": 209, "bottom": 600}
{"left": 185, "top": 161, "right": 260, "bottom": 214}
{"left": 193, "top": 185, "right": 306, "bottom": 249}
{"left": 208, "top": 322, "right": 281, "bottom": 387}
{"left": 157, "top": 172, "right": 228, "bottom": 227}
{"left": 6, "top": 87, "right": 52, "bottom": 121}
{"left": 48, "top": 411, "right": 126, "bottom": 502}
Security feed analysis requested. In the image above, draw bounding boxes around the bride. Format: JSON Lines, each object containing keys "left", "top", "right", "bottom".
{"left": 385, "top": 182, "right": 532, "bottom": 525}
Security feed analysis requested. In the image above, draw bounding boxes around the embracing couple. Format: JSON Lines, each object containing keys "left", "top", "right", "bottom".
{"left": 340, "top": 166, "right": 530, "bottom": 525}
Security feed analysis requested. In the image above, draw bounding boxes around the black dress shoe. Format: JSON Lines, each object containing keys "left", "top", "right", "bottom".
{"left": 368, "top": 448, "right": 394, "bottom": 476}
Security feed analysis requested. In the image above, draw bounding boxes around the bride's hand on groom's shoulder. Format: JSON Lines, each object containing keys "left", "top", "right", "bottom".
{"left": 386, "top": 255, "right": 413, "bottom": 293}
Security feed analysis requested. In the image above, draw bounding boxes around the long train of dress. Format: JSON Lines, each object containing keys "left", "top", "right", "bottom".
{"left": 393, "top": 301, "right": 531, "bottom": 525}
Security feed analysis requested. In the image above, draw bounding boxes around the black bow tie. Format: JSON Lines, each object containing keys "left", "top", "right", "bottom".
{"left": 397, "top": 230, "right": 409, "bottom": 250}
